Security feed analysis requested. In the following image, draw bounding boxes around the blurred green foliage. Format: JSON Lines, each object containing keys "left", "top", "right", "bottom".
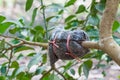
{"left": 0, "top": 0, "right": 120, "bottom": 80}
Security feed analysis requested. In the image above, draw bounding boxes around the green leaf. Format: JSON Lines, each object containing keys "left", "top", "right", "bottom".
{"left": 65, "top": 15, "right": 75, "bottom": 23}
{"left": 0, "top": 39, "right": 5, "bottom": 52}
{"left": 0, "top": 76, "right": 6, "bottom": 80}
{"left": 78, "top": 65, "right": 82, "bottom": 75}
{"left": 87, "top": 15, "right": 99, "bottom": 26}
{"left": 16, "top": 72, "right": 25, "bottom": 80}
{"left": 83, "top": 60, "right": 93, "bottom": 78}
{"left": 70, "top": 69, "right": 75, "bottom": 75}
{"left": 27, "top": 53, "right": 42, "bottom": 69}
{"left": 64, "top": 61, "right": 73, "bottom": 71}
{"left": 42, "top": 54, "right": 47, "bottom": 64}
{"left": 49, "top": 73, "right": 61, "bottom": 80}
{"left": 15, "top": 66, "right": 25, "bottom": 76}
{"left": 41, "top": 73, "right": 50, "bottom": 80}
{"left": 76, "top": 5, "right": 86, "bottom": 14}
{"left": 46, "top": 16, "right": 55, "bottom": 22}
{"left": 112, "top": 21, "right": 120, "bottom": 32}
{"left": 10, "top": 61, "right": 19, "bottom": 68}
{"left": 9, "top": 27, "right": 20, "bottom": 34}
{"left": 30, "top": 8, "right": 38, "bottom": 26}
{"left": 58, "top": 9, "right": 64, "bottom": 14}
{"left": 95, "top": 3, "right": 105, "bottom": 12}
{"left": 35, "top": 66, "right": 46, "bottom": 75}
{"left": 64, "top": 73, "right": 74, "bottom": 80}
{"left": 14, "top": 46, "right": 34, "bottom": 53}
{"left": 1, "top": 66, "right": 6, "bottom": 75}
{"left": 34, "top": 25, "right": 45, "bottom": 35}
{"left": 25, "top": 0, "right": 34, "bottom": 11}
{"left": 19, "top": 18, "right": 25, "bottom": 26}
{"left": 0, "top": 22, "right": 14, "bottom": 34}
{"left": 0, "top": 15, "right": 6, "bottom": 23}
{"left": 64, "top": 0, "right": 76, "bottom": 7}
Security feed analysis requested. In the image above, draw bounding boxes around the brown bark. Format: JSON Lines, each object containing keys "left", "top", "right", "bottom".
{"left": 82, "top": 0, "right": 120, "bottom": 66}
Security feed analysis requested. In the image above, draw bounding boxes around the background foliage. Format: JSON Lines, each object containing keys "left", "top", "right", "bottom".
{"left": 0, "top": 0, "right": 120, "bottom": 80}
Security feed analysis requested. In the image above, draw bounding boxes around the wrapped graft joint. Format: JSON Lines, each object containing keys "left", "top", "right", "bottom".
{"left": 48, "top": 28, "right": 89, "bottom": 66}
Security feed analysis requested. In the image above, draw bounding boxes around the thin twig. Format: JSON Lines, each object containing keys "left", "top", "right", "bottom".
{"left": 6, "top": 49, "right": 13, "bottom": 76}
{"left": 40, "top": 0, "right": 48, "bottom": 39}
{"left": 0, "top": 34, "right": 48, "bottom": 48}
{"left": 52, "top": 65, "right": 67, "bottom": 80}
{"left": 40, "top": 68, "right": 52, "bottom": 80}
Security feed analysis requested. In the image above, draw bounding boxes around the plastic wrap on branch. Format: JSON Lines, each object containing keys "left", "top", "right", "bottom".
{"left": 48, "top": 28, "right": 90, "bottom": 66}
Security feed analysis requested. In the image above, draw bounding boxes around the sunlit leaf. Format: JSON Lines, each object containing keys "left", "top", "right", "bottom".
{"left": 64, "top": 0, "right": 76, "bottom": 7}
{"left": 0, "top": 15, "right": 6, "bottom": 23}
{"left": 0, "top": 22, "right": 14, "bottom": 34}
{"left": 65, "top": 15, "right": 75, "bottom": 23}
{"left": 9, "top": 27, "right": 20, "bottom": 34}
{"left": 64, "top": 73, "right": 74, "bottom": 80}
{"left": 10, "top": 61, "right": 19, "bottom": 68}
{"left": 64, "top": 61, "right": 73, "bottom": 71}
{"left": 0, "top": 76, "right": 6, "bottom": 80}
{"left": 25, "top": 0, "right": 34, "bottom": 11}
{"left": 76, "top": 5, "right": 86, "bottom": 14}
{"left": 112, "top": 20, "right": 120, "bottom": 32}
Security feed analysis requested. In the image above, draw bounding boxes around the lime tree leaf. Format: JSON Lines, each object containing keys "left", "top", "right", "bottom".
{"left": 0, "top": 15, "right": 6, "bottom": 23}
{"left": 0, "top": 39, "right": 5, "bottom": 52}
{"left": 64, "top": 73, "right": 74, "bottom": 80}
{"left": 10, "top": 61, "right": 19, "bottom": 68}
{"left": 95, "top": 3, "right": 105, "bottom": 13}
{"left": 42, "top": 54, "right": 47, "bottom": 64}
{"left": 87, "top": 15, "right": 100, "bottom": 26}
{"left": 76, "top": 5, "right": 86, "bottom": 14}
{"left": 112, "top": 21, "right": 120, "bottom": 32}
{"left": 63, "top": 61, "right": 73, "bottom": 71}
{"left": 25, "top": 0, "right": 34, "bottom": 11}
{"left": 35, "top": 66, "right": 46, "bottom": 75}
{"left": 1, "top": 66, "right": 6, "bottom": 75}
{"left": 0, "top": 22, "right": 14, "bottom": 34}
{"left": 15, "top": 67, "right": 25, "bottom": 76}
{"left": 46, "top": 16, "right": 55, "bottom": 22}
{"left": 64, "top": 0, "right": 76, "bottom": 7}
{"left": 83, "top": 60, "right": 93, "bottom": 78}
{"left": 70, "top": 69, "right": 75, "bottom": 75}
{"left": 34, "top": 25, "right": 45, "bottom": 35}
{"left": 0, "top": 76, "right": 6, "bottom": 80}
{"left": 65, "top": 15, "right": 75, "bottom": 23}
{"left": 30, "top": 8, "right": 38, "bottom": 26}
{"left": 9, "top": 27, "right": 20, "bottom": 34}
{"left": 14, "top": 46, "right": 34, "bottom": 53}
{"left": 27, "top": 53, "right": 42, "bottom": 69}
{"left": 49, "top": 73, "right": 61, "bottom": 80}
{"left": 78, "top": 65, "right": 82, "bottom": 75}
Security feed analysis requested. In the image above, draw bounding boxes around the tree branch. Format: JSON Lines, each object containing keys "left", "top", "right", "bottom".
{"left": 82, "top": 41, "right": 99, "bottom": 49}
{"left": 99, "top": 0, "right": 120, "bottom": 66}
